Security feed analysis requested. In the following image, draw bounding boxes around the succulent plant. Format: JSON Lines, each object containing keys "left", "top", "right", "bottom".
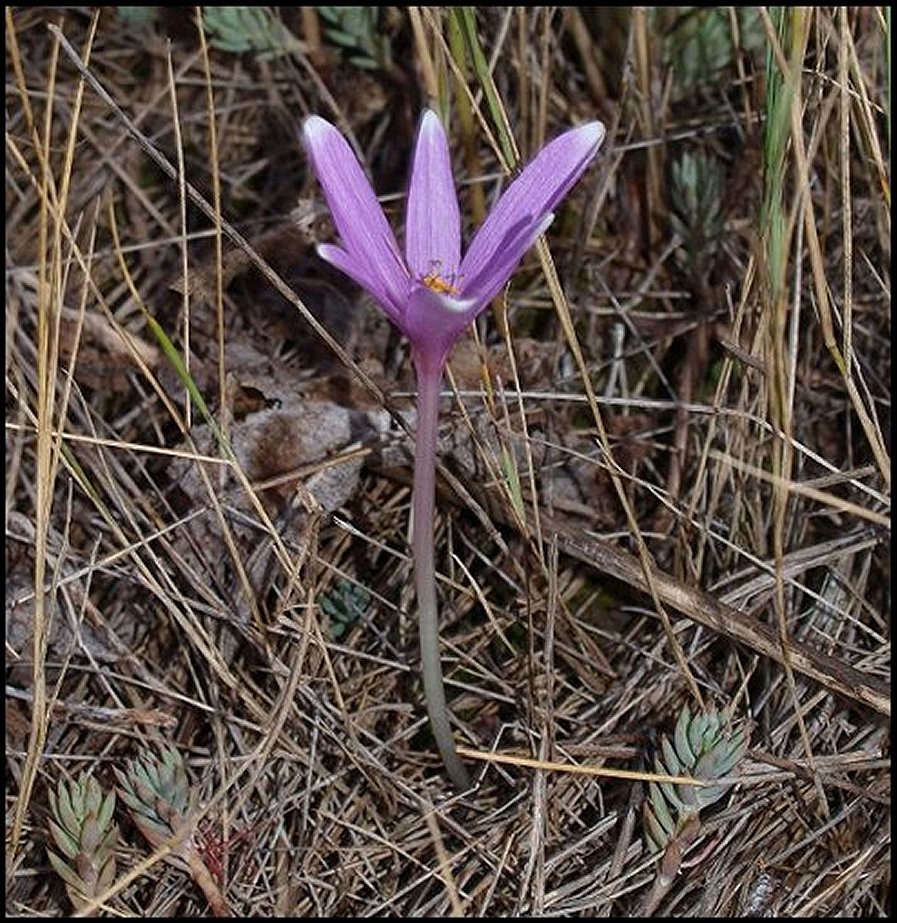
{"left": 47, "top": 774, "right": 119, "bottom": 910}
{"left": 202, "top": 7, "right": 304, "bottom": 59}
{"left": 114, "top": 745, "right": 195, "bottom": 854}
{"left": 115, "top": 746, "right": 229, "bottom": 916}
{"left": 317, "top": 6, "right": 394, "bottom": 71}
{"left": 644, "top": 705, "right": 748, "bottom": 853}
{"left": 640, "top": 706, "right": 749, "bottom": 914}
{"left": 670, "top": 148, "right": 726, "bottom": 276}
{"left": 321, "top": 577, "right": 371, "bottom": 639}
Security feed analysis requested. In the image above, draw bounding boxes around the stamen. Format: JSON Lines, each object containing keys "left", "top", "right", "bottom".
{"left": 421, "top": 259, "right": 462, "bottom": 295}
{"left": 422, "top": 271, "right": 461, "bottom": 295}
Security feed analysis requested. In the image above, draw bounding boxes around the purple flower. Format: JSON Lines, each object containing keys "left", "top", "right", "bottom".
{"left": 302, "top": 109, "right": 604, "bottom": 788}
{"left": 302, "top": 109, "right": 605, "bottom": 373}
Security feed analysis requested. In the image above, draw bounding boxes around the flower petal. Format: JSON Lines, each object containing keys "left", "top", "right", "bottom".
{"left": 303, "top": 115, "right": 409, "bottom": 309}
{"left": 405, "top": 110, "right": 462, "bottom": 282}
{"left": 316, "top": 243, "right": 405, "bottom": 326}
{"left": 460, "top": 120, "right": 605, "bottom": 294}
{"left": 462, "top": 212, "right": 555, "bottom": 309}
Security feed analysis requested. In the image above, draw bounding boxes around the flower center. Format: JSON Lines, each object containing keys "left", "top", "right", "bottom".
{"left": 420, "top": 261, "right": 461, "bottom": 296}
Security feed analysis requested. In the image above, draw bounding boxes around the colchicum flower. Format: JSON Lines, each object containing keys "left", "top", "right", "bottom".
{"left": 303, "top": 108, "right": 605, "bottom": 788}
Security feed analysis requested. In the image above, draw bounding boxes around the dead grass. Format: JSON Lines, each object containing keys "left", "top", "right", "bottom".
{"left": 6, "top": 6, "right": 889, "bottom": 917}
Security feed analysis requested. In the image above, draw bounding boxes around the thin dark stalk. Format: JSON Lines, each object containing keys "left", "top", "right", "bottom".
{"left": 411, "top": 356, "right": 471, "bottom": 790}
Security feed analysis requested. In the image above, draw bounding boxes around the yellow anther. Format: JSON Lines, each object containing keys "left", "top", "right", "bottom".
{"left": 422, "top": 272, "right": 461, "bottom": 295}
{"left": 421, "top": 260, "right": 461, "bottom": 295}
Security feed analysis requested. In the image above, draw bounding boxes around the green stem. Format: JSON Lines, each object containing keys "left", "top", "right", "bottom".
{"left": 411, "top": 358, "right": 471, "bottom": 790}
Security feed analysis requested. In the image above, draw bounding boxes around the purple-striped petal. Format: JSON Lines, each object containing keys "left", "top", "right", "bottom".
{"left": 461, "top": 212, "right": 555, "bottom": 308}
{"left": 316, "top": 243, "right": 405, "bottom": 325}
{"left": 405, "top": 110, "right": 462, "bottom": 282}
{"left": 459, "top": 121, "right": 605, "bottom": 295}
{"left": 303, "top": 115, "right": 409, "bottom": 310}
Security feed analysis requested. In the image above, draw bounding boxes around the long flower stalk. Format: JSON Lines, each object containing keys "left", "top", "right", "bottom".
{"left": 411, "top": 353, "right": 470, "bottom": 787}
{"left": 302, "top": 107, "right": 604, "bottom": 786}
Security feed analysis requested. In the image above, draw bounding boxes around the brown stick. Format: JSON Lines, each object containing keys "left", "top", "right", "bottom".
{"left": 535, "top": 510, "right": 889, "bottom": 717}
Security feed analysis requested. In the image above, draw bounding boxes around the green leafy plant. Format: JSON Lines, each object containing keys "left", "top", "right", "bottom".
{"left": 662, "top": 7, "right": 764, "bottom": 101}
{"left": 47, "top": 774, "right": 119, "bottom": 911}
{"left": 115, "top": 746, "right": 229, "bottom": 916}
{"left": 641, "top": 706, "right": 749, "bottom": 914}
{"left": 321, "top": 577, "right": 372, "bottom": 639}
{"left": 670, "top": 149, "right": 726, "bottom": 275}
{"left": 115, "top": 6, "right": 159, "bottom": 29}
{"left": 317, "top": 6, "right": 393, "bottom": 71}
{"left": 202, "top": 7, "right": 303, "bottom": 59}
{"left": 114, "top": 746, "right": 195, "bottom": 849}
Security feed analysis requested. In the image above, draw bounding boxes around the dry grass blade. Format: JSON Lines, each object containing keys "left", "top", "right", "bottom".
{"left": 457, "top": 746, "right": 705, "bottom": 786}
